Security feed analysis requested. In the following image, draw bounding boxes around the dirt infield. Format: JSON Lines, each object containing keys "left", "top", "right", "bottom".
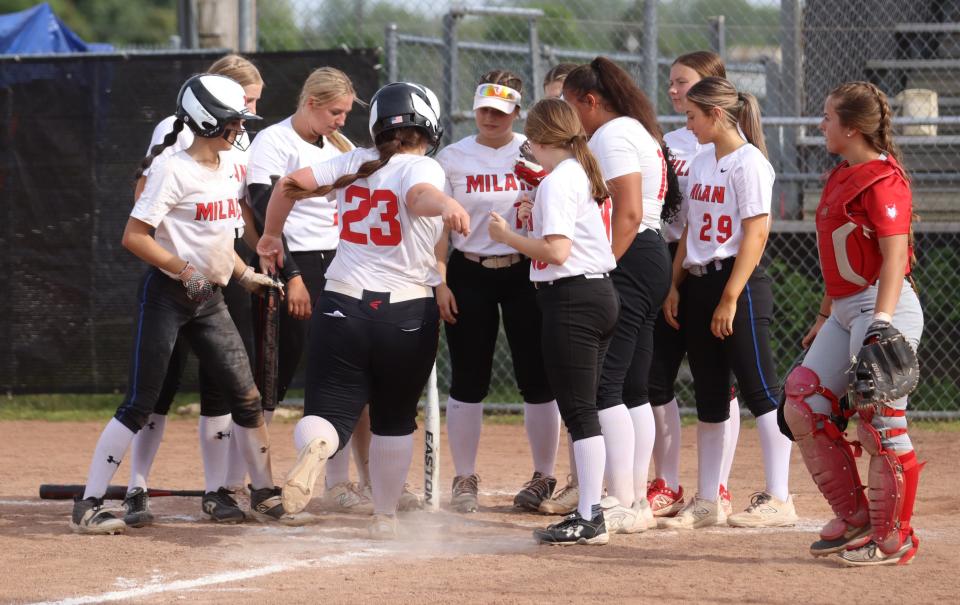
{"left": 1, "top": 418, "right": 957, "bottom": 604}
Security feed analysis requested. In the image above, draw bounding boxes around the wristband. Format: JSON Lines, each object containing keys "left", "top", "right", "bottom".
{"left": 817, "top": 312, "right": 829, "bottom": 320}
{"left": 873, "top": 311, "right": 892, "bottom": 323}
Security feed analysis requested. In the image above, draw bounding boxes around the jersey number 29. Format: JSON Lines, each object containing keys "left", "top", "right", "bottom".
{"left": 341, "top": 185, "right": 402, "bottom": 246}
{"left": 699, "top": 213, "right": 732, "bottom": 244}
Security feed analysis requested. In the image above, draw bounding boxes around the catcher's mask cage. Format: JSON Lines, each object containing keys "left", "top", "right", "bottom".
{"left": 176, "top": 74, "right": 262, "bottom": 151}
{"left": 368, "top": 82, "right": 443, "bottom": 155}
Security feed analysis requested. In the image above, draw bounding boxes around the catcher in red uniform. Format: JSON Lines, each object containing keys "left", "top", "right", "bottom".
{"left": 781, "top": 81, "right": 923, "bottom": 566}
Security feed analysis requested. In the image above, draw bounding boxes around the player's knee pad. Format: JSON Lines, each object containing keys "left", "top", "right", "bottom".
{"left": 783, "top": 366, "right": 868, "bottom": 534}
{"left": 230, "top": 387, "right": 265, "bottom": 428}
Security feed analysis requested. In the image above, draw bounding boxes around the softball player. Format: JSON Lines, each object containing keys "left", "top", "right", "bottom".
{"left": 783, "top": 81, "right": 923, "bottom": 566}
{"left": 436, "top": 70, "right": 557, "bottom": 514}
{"left": 124, "top": 55, "right": 265, "bottom": 526}
{"left": 647, "top": 51, "right": 740, "bottom": 518}
{"left": 536, "top": 63, "right": 582, "bottom": 515}
{"left": 257, "top": 82, "right": 470, "bottom": 539}
{"left": 562, "top": 57, "right": 680, "bottom": 533}
{"left": 246, "top": 67, "right": 385, "bottom": 514}
{"left": 489, "top": 98, "right": 618, "bottom": 545}
{"left": 71, "top": 74, "right": 301, "bottom": 534}
{"left": 661, "top": 77, "right": 795, "bottom": 529}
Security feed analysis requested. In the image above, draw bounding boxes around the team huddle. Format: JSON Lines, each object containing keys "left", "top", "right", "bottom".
{"left": 69, "top": 50, "right": 924, "bottom": 567}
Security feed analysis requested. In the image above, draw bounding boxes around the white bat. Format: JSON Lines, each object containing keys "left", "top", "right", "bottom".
{"left": 424, "top": 363, "right": 440, "bottom": 512}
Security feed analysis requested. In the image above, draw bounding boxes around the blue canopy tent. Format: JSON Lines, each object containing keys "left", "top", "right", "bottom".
{"left": 0, "top": 2, "right": 112, "bottom": 55}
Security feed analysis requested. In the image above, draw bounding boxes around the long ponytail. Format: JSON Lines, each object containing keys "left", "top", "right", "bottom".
{"left": 736, "top": 91, "right": 768, "bottom": 158}
{"left": 687, "top": 77, "right": 768, "bottom": 158}
{"left": 134, "top": 118, "right": 185, "bottom": 180}
{"left": 283, "top": 127, "right": 426, "bottom": 200}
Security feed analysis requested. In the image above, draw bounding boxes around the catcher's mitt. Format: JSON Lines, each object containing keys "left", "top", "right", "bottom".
{"left": 514, "top": 140, "right": 546, "bottom": 188}
{"left": 847, "top": 321, "right": 919, "bottom": 410}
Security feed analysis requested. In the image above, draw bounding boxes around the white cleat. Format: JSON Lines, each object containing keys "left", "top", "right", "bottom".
{"left": 282, "top": 438, "right": 333, "bottom": 514}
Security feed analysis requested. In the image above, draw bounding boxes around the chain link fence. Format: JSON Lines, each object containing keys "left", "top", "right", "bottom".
{"left": 257, "top": 1, "right": 960, "bottom": 415}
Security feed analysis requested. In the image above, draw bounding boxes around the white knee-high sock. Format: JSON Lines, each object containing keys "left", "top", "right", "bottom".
{"left": 597, "top": 405, "right": 635, "bottom": 506}
{"left": 127, "top": 413, "right": 166, "bottom": 492}
{"left": 223, "top": 411, "right": 272, "bottom": 491}
{"left": 369, "top": 433, "right": 414, "bottom": 515}
{"left": 629, "top": 404, "right": 656, "bottom": 504}
{"left": 756, "top": 410, "right": 791, "bottom": 502}
{"left": 83, "top": 418, "right": 136, "bottom": 500}
{"left": 651, "top": 398, "right": 682, "bottom": 490}
{"left": 445, "top": 397, "right": 483, "bottom": 476}
{"left": 325, "top": 436, "right": 353, "bottom": 489}
{"left": 697, "top": 421, "right": 726, "bottom": 502}
{"left": 294, "top": 415, "right": 340, "bottom": 452}
{"left": 233, "top": 422, "right": 273, "bottom": 490}
{"left": 573, "top": 435, "right": 605, "bottom": 520}
{"left": 523, "top": 401, "right": 561, "bottom": 476}
{"left": 198, "top": 414, "right": 233, "bottom": 493}
{"left": 567, "top": 434, "right": 578, "bottom": 485}
{"left": 720, "top": 398, "right": 740, "bottom": 489}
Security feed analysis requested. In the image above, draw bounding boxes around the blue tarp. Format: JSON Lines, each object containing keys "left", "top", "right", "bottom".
{"left": 0, "top": 2, "right": 112, "bottom": 55}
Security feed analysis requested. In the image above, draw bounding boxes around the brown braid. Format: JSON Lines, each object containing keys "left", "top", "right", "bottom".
{"left": 283, "top": 127, "right": 427, "bottom": 200}
{"left": 134, "top": 118, "right": 185, "bottom": 180}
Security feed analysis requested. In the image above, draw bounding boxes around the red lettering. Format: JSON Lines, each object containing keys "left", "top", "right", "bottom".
{"left": 711, "top": 187, "right": 725, "bottom": 204}
{"left": 195, "top": 202, "right": 215, "bottom": 221}
{"left": 340, "top": 185, "right": 402, "bottom": 247}
{"left": 492, "top": 175, "right": 503, "bottom": 192}
{"left": 690, "top": 183, "right": 701, "bottom": 201}
{"left": 672, "top": 159, "right": 688, "bottom": 177}
{"left": 217, "top": 201, "right": 228, "bottom": 220}
{"left": 484, "top": 175, "right": 491, "bottom": 191}
{"left": 504, "top": 173, "right": 517, "bottom": 191}
{"left": 466, "top": 175, "right": 483, "bottom": 194}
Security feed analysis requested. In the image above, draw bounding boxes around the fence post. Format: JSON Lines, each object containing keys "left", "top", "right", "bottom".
{"left": 709, "top": 15, "right": 726, "bottom": 59}
{"left": 177, "top": 0, "right": 198, "bottom": 49}
{"left": 528, "top": 17, "right": 543, "bottom": 102}
{"left": 779, "top": 0, "right": 802, "bottom": 218}
{"left": 643, "top": 0, "right": 658, "bottom": 109}
{"left": 238, "top": 0, "right": 255, "bottom": 52}
{"left": 385, "top": 22, "right": 398, "bottom": 83}
{"left": 442, "top": 11, "right": 460, "bottom": 142}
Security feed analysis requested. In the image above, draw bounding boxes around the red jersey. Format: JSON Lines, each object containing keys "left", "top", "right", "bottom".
{"left": 815, "top": 156, "right": 912, "bottom": 297}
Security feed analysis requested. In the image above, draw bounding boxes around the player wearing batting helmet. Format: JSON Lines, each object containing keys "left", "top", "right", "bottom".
{"left": 783, "top": 81, "right": 924, "bottom": 566}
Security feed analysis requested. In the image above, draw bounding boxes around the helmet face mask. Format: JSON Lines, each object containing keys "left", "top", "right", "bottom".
{"left": 368, "top": 82, "right": 444, "bottom": 155}
{"left": 176, "top": 74, "right": 262, "bottom": 145}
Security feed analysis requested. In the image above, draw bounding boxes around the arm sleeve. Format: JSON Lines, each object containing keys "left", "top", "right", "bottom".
{"left": 732, "top": 158, "right": 773, "bottom": 219}
{"left": 863, "top": 177, "right": 912, "bottom": 237}
{"left": 130, "top": 161, "right": 182, "bottom": 226}
{"left": 246, "top": 183, "right": 302, "bottom": 281}
{"left": 536, "top": 175, "right": 577, "bottom": 239}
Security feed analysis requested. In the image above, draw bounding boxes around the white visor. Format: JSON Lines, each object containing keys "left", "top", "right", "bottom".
{"left": 473, "top": 83, "right": 521, "bottom": 114}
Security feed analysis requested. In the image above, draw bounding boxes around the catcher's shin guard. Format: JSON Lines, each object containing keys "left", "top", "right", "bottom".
{"left": 857, "top": 419, "right": 923, "bottom": 559}
{"left": 783, "top": 366, "right": 869, "bottom": 540}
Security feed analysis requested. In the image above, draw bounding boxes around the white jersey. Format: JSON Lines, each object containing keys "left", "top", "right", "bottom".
{"left": 247, "top": 117, "right": 352, "bottom": 252}
{"left": 682, "top": 143, "right": 774, "bottom": 268}
{"left": 436, "top": 133, "right": 535, "bottom": 256}
{"left": 588, "top": 116, "right": 666, "bottom": 233}
{"left": 662, "top": 127, "right": 713, "bottom": 243}
{"left": 131, "top": 150, "right": 248, "bottom": 286}
{"left": 310, "top": 149, "right": 445, "bottom": 291}
{"left": 530, "top": 158, "right": 616, "bottom": 282}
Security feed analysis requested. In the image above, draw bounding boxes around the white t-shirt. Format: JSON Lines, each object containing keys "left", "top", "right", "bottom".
{"left": 662, "top": 127, "right": 713, "bottom": 244}
{"left": 247, "top": 117, "right": 352, "bottom": 252}
{"left": 529, "top": 158, "right": 617, "bottom": 282}
{"left": 131, "top": 150, "right": 248, "bottom": 286}
{"left": 588, "top": 116, "right": 666, "bottom": 233}
{"left": 682, "top": 143, "right": 775, "bottom": 268}
{"left": 310, "top": 149, "right": 445, "bottom": 291}
{"left": 436, "top": 133, "right": 535, "bottom": 256}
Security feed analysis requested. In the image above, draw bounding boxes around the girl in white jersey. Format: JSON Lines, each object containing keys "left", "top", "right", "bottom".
{"left": 488, "top": 98, "right": 618, "bottom": 545}
{"left": 70, "top": 75, "right": 301, "bottom": 535}
{"left": 661, "top": 77, "right": 795, "bottom": 529}
{"left": 562, "top": 57, "right": 682, "bottom": 533}
{"left": 246, "top": 67, "right": 388, "bottom": 514}
{"left": 257, "top": 82, "right": 470, "bottom": 539}
{"left": 436, "top": 70, "right": 557, "bottom": 514}
{"left": 647, "top": 51, "right": 742, "bottom": 519}
{"left": 123, "top": 55, "right": 266, "bottom": 527}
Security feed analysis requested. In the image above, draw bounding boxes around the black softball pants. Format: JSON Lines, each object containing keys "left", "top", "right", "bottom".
{"left": 114, "top": 269, "right": 262, "bottom": 432}
{"left": 303, "top": 290, "right": 440, "bottom": 451}
{"left": 682, "top": 258, "right": 778, "bottom": 423}
{"left": 444, "top": 249, "right": 553, "bottom": 404}
{"left": 252, "top": 249, "right": 336, "bottom": 409}
{"left": 537, "top": 276, "right": 620, "bottom": 441}
{"left": 597, "top": 229, "right": 672, "bottom": 410}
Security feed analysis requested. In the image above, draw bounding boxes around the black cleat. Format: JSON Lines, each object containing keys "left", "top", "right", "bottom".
{"left": 123, "top": 488, "right": 155, "bottom": 528}
{"left": 249, "top": 485, "right": 314, "bottom": 526}
{"left": 514, "top": 472, "right": 557, "bottom": 511}
{"left": 202, "top": 487, "right": 246, "bottom": 524}
{"left": 533, "top": 507, "right": 609, "bottom": 546}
